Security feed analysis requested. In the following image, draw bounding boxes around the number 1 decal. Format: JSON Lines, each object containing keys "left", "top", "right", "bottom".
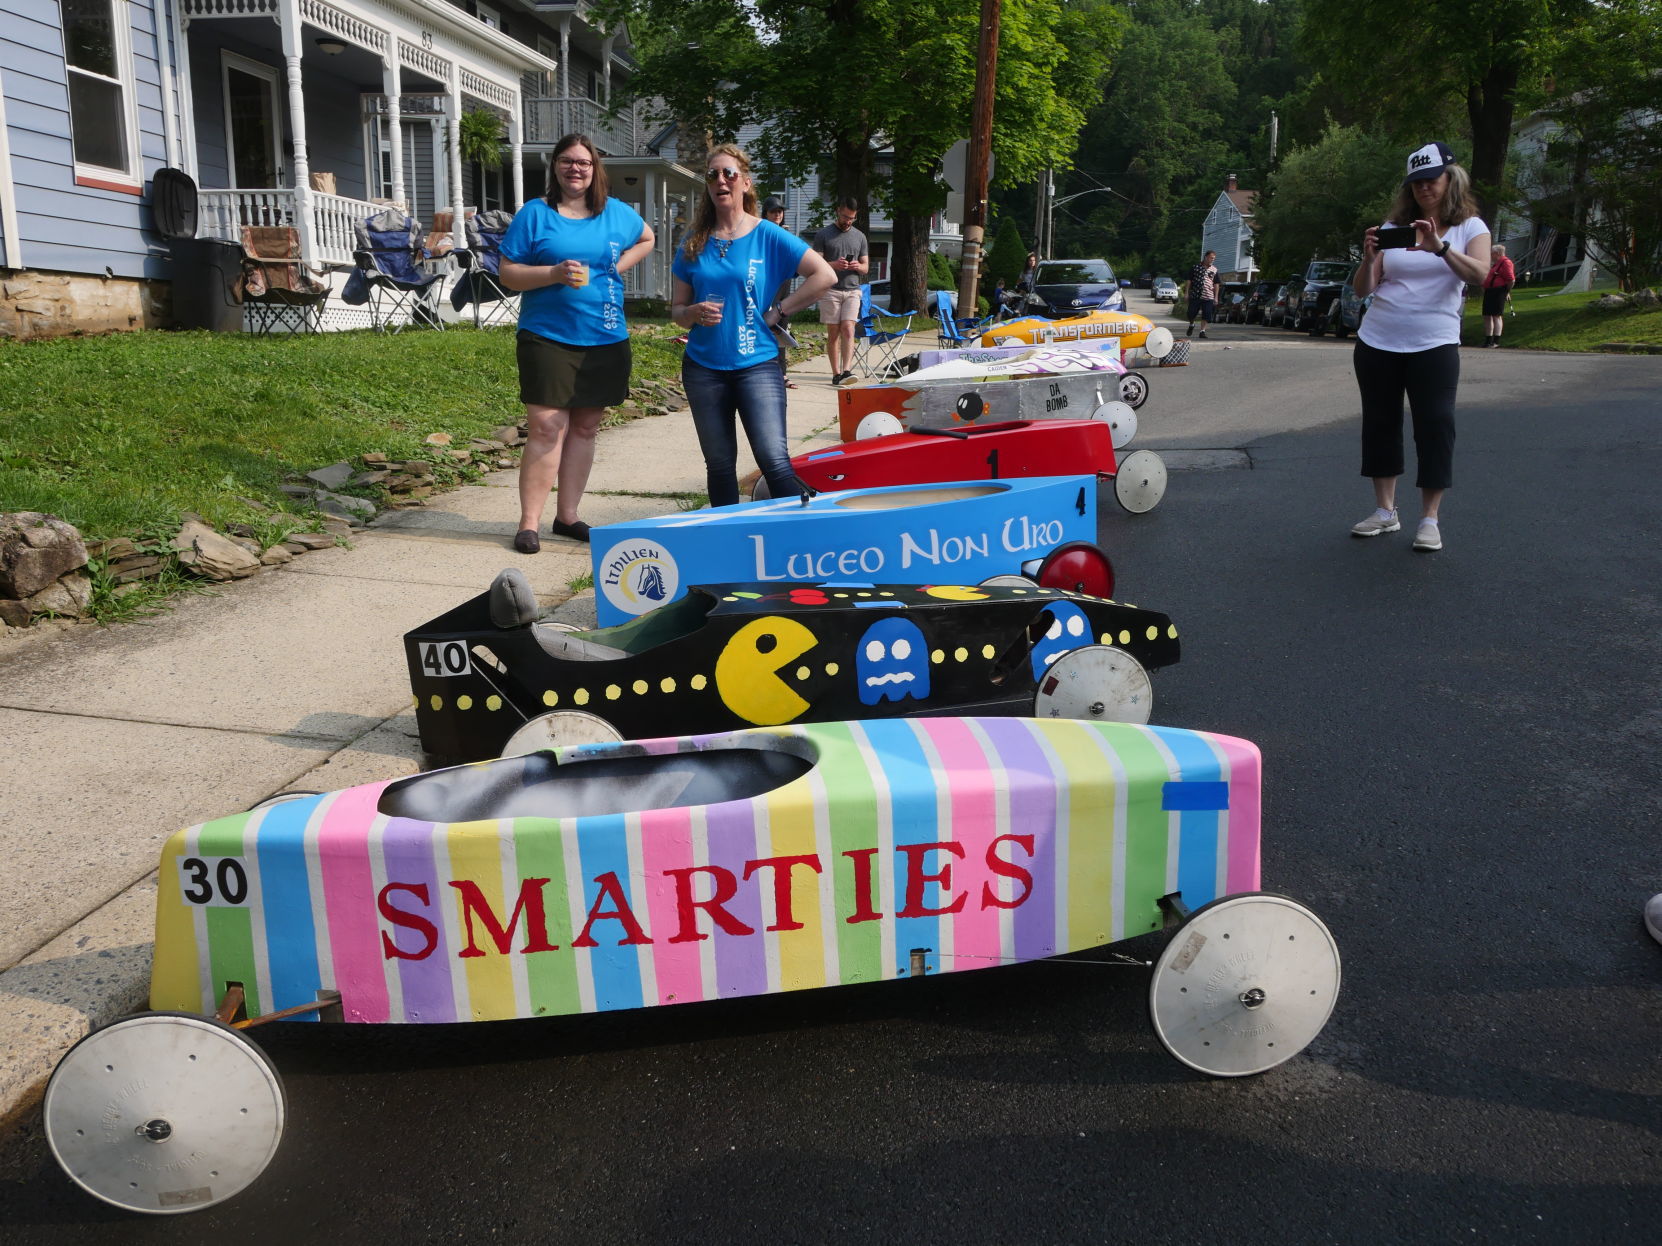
{"left": 418, "top": 640, "right": 471, "bottom": 677}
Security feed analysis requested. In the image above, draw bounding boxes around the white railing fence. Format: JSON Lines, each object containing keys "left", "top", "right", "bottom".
{"left": 196, "top": 189, "right": 386, "bottom": 268}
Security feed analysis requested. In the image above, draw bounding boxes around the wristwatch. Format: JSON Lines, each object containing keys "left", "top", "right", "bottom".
{"left": 1437, "top": 239, "right": 1452, "bottom": 258}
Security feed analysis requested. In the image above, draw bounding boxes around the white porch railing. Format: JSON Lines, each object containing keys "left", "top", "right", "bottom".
{"left": 197, "top": 188, "right": 387, "bottom": 268}
{"left": 524, "top": 97, "right": 636, "bottom": 154}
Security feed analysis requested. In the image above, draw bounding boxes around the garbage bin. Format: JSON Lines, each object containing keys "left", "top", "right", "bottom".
{"left": 168, "top": 237, "right": 244, "bottom": 332}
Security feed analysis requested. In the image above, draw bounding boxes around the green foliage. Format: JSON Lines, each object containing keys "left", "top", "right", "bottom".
{"left": 1461, "top": 287, "right": 1662, "bottom": 350}
{"left": 926, "top": 251, "right": 957, "bottom": 289}
{"left": 1255, "top": 123, "right": 1403, "bottom": 274}
{"left": 983, "top": 216, "right": 1029, "bottom": 288}
{"left": 458, "top": 109, "right": 505, "bottom": 169}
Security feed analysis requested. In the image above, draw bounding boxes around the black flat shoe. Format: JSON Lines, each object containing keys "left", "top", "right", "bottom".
{"left": 513, "top": 529, "right": 541, "bottom": 554}
{"left": 550, "top": 518, "right": 591, "bottom": 543}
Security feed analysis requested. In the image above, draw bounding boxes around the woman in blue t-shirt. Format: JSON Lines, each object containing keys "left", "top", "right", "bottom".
{"left": 670, "top": 144, "right": 835, "bottom": 505}
{"left": 500, "top": 133, "right": 654, "bottom": 553}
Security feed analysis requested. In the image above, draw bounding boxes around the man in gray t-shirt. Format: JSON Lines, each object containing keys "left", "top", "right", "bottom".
{"left": 811, "top": 198, "right": 868, "bottom": 384}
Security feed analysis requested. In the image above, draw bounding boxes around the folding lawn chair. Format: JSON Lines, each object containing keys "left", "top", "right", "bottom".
{"left": 854, "top": 283, "right": 917, "bottom": 378}
{"left": 450, "top": 208, "right": 520, "bottom": 329}
{"left": 345, "top": 206, "right": 445, "bottom": 333}
{"left": 931, "top": 289, "right": 995, "bottom": 348}
{"left": 238, "top": 226, "right": 330, "bottom": 335}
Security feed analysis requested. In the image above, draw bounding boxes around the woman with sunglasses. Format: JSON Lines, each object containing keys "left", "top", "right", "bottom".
{"left": 670, "top": 145, "right": 836, "bottom": 505}
{"left": 499, "top": 133, "right": 654, "bottom": 553}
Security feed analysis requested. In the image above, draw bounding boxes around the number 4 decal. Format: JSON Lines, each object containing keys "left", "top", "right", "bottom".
{"left": 418, "top": 640, "right": 472, "bottom": 677}
{"left": 1075, "top": 486, "right": 1087, "bottom": 515}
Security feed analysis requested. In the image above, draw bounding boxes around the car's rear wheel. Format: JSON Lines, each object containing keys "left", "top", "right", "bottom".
{"left": 501, "top": 710, "right": 623, "bottom": 756}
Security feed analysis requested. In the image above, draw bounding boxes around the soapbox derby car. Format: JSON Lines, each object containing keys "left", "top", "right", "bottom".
{"left": 899, "top": 341, "right": 1153, "bottom": 411}
{"left": 43, "top": 715, "right": 1340, "bottom": 1213}
{"left": 977, "top": 307, "right": 1190, "bottom": 370}
{"left": 406, "top": 566, "right": 1178, "bottom": 763}
{"left": 756, "top": 418, "right": 1167, "bottom": 518}
{"left": 587, "top": 475, "right": 1102, "bottom": 627}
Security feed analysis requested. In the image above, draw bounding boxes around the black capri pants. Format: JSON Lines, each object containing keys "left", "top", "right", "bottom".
{"left": 1353, "top": 339, "right": 1460, "bottom": 490}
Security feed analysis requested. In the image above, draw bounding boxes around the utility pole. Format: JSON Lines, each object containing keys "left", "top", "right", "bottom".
{"left": 957, "top": 0, "right": 1000, "bottom": 316}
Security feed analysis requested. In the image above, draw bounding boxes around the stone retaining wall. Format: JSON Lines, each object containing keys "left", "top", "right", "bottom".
{"left": 0, "top": 270, "right": 170, "bottom": 340}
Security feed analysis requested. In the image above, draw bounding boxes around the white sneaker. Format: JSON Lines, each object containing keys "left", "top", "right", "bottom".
{"left": 1413, "top": 519, "right": 1442, "bottom": 551}
{"left": 1351, "top": 508, "right": 1400, "bottom": 537}
{"left": 1645, "top": 893, "right": 1662, "bottom": 946}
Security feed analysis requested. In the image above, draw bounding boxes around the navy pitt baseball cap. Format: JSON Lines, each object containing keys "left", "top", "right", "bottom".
{"left": 1404, "top": 141, "right": 1456, "bottom": 182}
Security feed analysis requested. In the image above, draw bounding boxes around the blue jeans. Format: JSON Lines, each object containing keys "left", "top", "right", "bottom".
{"left": 681, "top": 357, "right": 802, "bottom": 506}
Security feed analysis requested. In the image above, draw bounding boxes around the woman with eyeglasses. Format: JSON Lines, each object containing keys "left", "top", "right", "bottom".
{"left": 670, "top": 145, "right": 836, "bottom": 505}
{"left": 499, "top": 133, "right": 654, "bottom": 553}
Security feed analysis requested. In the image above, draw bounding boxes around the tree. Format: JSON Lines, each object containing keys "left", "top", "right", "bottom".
{"left": 1253, "top": 124, "right": 1404, "bottom": 274}
{"left": 983, "top": 215, "right": 1028, "bottom": 288}
{"left": 1300, "top": 0, "right": 1591, "bottom": 227}
{"left": 1516, "top": 0, "right": 1662, "bottom": 290}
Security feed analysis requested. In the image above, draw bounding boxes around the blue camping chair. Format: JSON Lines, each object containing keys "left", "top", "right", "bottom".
{"left": 931, "top": 289, "right": 994, "bottom": 348}
{"left": 450, "top": 208, "right": 520, "bottom": 329}
{"left": 345, "top": 207, "right": 445, "bottom": 333}
{"left": 854, "top": 283, "right": 917, "bottom": 378}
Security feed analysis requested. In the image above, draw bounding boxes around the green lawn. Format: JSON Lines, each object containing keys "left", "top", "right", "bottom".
{"left": 0, "top": 319, "right": 822, "bottom": 544}
{"left": 1461, "top": 287, "right": 1662, "bottom": 351}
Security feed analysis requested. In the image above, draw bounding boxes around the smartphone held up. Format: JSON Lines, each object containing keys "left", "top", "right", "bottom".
{"left": 1376, "top": 226, "right": 1418, "bottom": 250}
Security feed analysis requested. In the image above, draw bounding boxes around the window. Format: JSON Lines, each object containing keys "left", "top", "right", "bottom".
{"left": 61, "top": 0, "right": 140, "bottom": 183}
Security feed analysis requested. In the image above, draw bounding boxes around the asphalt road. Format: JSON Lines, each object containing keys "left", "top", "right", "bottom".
{"left": 4, "top": 306, "right": 1660, "bottom": 1243}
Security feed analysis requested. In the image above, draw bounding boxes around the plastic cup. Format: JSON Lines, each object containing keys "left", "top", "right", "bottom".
{"left": 705, "top": 294, "right": 725, "bottom": 322}
{"left": 569, "top": 261, "right": 589, "bottom": 288}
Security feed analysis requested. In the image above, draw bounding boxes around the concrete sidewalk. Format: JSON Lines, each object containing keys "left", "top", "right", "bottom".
{"left": 0, "top": 343, "right": 856, "bottom": 1128}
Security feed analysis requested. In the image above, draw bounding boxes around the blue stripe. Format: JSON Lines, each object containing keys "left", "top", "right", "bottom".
{"left": 575, "top": 813, "right": 645, "bottom": 1011}
{"left": 1149, "top": 728, "right": 1225, "bottom": 910}
{"left": 255, "top": 797, "right": 324, "bottom": 1019}
{"left": 866, "top": 720, "right": 941, "bottom": 977}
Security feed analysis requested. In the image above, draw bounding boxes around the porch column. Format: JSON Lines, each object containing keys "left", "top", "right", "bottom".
{"left": 601, "top": 33, "right": 614, "bottom": 105}
{"left": 277, "top": 0, "right": 315, "bottom": 263}
{"left": 382, "top": 39, "right": 406, "bottom": 209}
{"left": 558, "top": 15, "right": 571, "bottom": 105}
{"left": 642, "top": 168, "right": 658, "bottom": 298}
{"left": 446, "top": 71, "right": 465, "bottom": 249}
{"left": 508, "top": 97, "right": 525, "bottom": 208}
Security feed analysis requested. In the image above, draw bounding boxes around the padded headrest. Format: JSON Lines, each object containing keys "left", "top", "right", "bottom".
{"left": 489, "top": 567, "right": 539, "bottom": 628}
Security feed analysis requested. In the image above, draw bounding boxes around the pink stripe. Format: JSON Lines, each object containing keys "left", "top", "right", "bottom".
{"left": 319, "top": 780, "right": 395, "bottom": 1024}
{"left": 1213, "top": 734, "right": 1262, "bottom": 892}
{"left": 920, "top": 720, "right": 1004, "bottom": 970}
{"left": 638, "top": 806, "right": 706, "bottom": 1005}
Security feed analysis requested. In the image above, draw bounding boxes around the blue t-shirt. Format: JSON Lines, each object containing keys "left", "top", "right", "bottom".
{"left": 671, "top": 221, "right": 810, "bottom": 369}
{"left": 500, "top": 197, "right": 645, "bottom": 347}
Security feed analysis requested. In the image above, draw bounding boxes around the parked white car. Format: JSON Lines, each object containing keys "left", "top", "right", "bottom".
{"left": 1152, "top": 276, "right": 1179, "bottom": 303}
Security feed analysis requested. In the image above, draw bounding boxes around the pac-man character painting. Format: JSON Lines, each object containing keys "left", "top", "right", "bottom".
{"left": 405, "top": 570, "right": 1181, "bottom": 764}
{"left": 856, "top": 617, "right": 930, "bottom": 706}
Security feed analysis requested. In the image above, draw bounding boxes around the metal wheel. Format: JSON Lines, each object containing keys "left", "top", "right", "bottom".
{"left": 1092, "top": 399, "right": 1137, "bottom": 450}
{"left": 1142, "top": 326, "right": 1175, "bottom": 359}
{"left": 1032, "top": 644, "right": 1152, "bottom": 724}
{"left": 750, "top": 474, "right": 772, "bottom": 501}
{"left": 1034, "top": 541, "right": 1115, "bottom": 599}
{"left": 855, "top": 411, "right": 904, "bottom": 440}
{"left": 501, "top": 709, "right": 624, "bottom": 756}
{"left": 1113, "top": 449, "right": 1167, "bottom": 514}
{"left": 978, "top": 573, "right": 1037, "bottom": 588}
{"left": 246, "top": 791, "right": 321, "bottom": 812}
{"left": 44, "top": 1012, "right": 285, "bottom": 1214}
{"left": 1149, "top": 892, "right": 1341, "bottom": 1077}
{"left": 1117, "top": 371, "right": 1149, "bottom": 410}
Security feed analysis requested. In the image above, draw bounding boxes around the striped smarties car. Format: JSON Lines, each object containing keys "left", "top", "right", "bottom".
{"left": 405, "top": 567, "right": 1180, "bottom": 764}
{"left": 42, "top": 715, "right": 1340, "bottom": 1213}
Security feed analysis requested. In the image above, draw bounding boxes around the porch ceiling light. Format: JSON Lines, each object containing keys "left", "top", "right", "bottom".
{"left": 315, "top": 37, "right": 348, "bottom": 55}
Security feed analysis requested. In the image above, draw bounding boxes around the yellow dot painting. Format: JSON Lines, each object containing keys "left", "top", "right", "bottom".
{"left": 660, "top": 676, "right": 676, "bottom": 694}
{"left": 633, "top": 679, "right": 648, "bottom": 695}
{"left": 429, "top": 694, "right": 442, "bottom": 711}
{"left": 825, "top": 662, "right": 840, "bottom": 677}
{"left": 691, "top": 673, "right": 708, "bottom": 690}
{"left": 574, "top": 688, "right": 590, "bottom": 706}
{"left": 954, "top": 646, "right": 968, "bottom": 662}
{"left": 605, "top": 684, "right": 622, "bottom": 700}
{"left": 796, "top": 665, "right": 811, "bottom": 681}
{"left": 931, "top": 649, "right": 946, "bottom": 664}
{"left": 457, "top": 695, "right": 472, "bottom": 710}
{"left": 982, "top": 644, "right": 995, "bottom": 659}
{"left": 486, "top": 695, "right": 502, "bottom": 711}
{"left": 543, "top": 689, "right": 559, "bottom": 707}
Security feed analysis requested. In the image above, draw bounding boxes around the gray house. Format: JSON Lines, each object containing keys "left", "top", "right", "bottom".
{"left": 1200, "top": 173, "right": 1258, "bottom": 281}
{"left": 0, "top": 0, "right": 700, "bottom": 337}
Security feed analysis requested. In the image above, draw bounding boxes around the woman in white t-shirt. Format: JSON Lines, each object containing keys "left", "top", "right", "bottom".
{"left": 1348, "top": 141, "right": 1491, "bottom": 552}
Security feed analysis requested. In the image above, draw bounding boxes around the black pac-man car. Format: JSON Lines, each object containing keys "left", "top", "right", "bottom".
{"left": 406, "top": 569, "right": 1181, "bottom": 764}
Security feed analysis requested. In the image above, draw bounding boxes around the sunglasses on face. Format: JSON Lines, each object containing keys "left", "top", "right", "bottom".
{"left": 705, "top": 167, "right": 743, "bottom": 183}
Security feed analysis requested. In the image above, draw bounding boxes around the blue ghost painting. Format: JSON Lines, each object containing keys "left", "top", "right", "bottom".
{"left": 1029, "top": 601, "right": 1091, "bottom": 680}
{"left": 856, "top": 617, "right": 930, "bottom": 706}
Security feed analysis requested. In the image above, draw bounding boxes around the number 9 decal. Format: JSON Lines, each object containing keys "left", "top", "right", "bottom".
{"left": 177, "top": 857, "right": 251, "bottom": 907}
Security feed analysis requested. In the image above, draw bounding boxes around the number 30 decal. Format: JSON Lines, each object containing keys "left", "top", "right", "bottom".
{"left": 177, "top": 857, "right": 251, "bottom": 907}
{"left": 418, "top": 640, "right": 471, "bottom": 677}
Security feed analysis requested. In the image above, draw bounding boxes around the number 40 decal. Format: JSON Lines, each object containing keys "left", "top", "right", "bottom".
{"left": 418, "top": 640, "right": 471, "bottom": 677}
{"left": 177, "top": 857, "right": 251, "bottom": 907}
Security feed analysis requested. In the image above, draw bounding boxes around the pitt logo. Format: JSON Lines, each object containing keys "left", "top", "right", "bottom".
{"left": 1409, "top": 151, "right": 1434, "bottom": 170}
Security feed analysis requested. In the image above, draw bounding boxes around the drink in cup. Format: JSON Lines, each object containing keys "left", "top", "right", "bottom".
{"left": 569, "top": 261, "right": 589, "bottom": 288}
{"left": 705, "top": 293, "right": 725, "bottom": 323}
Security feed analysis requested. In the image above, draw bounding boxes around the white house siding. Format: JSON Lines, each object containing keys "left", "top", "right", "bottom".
{"left": 3, "top": 0, "right": 175, "bottom": 280}
{"left": 1201, "top": 193, "right": 1255, "bottom": 278}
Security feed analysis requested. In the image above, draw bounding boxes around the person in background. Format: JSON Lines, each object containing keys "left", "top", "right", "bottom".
{"left": 1348, "top": 141, "right": 1491, "bottom": 553}
{"left": 812, "top": 198, "right": 868, "bottom": 385}
{"left": 761, "top": 195, "right": 797, "bottom": 389}
{"left": 1482, "top": 244, "right": 1515, "bottom": 348}
{"left": 671, "top": 145, "right": 835, "bottom": 504}
{"left": 1015, "top": 251, "right": 1038, "bottom": 294}
{"left": 499, "top": 133, "right": 654, "bottom": 554}
{"left": 1186, "top": 249, "right": 1219, "bottom": 339}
